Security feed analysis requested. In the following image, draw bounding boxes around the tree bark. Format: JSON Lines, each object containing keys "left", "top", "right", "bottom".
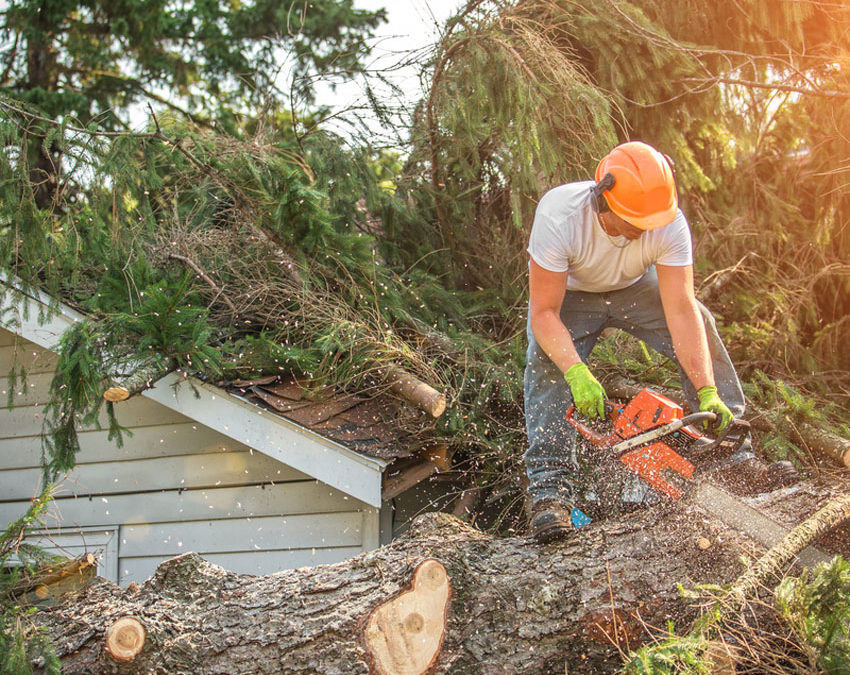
{"left": 32, "top": 480, "right": 849, "bottom": 675}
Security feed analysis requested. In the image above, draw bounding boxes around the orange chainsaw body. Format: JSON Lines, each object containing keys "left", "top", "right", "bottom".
{"left": 567, "top": 388, "right": 703, "bottom": 499}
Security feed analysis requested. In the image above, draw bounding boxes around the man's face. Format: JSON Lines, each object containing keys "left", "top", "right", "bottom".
{"left": 601, "top": 212, "right": 645, "bottom": 240}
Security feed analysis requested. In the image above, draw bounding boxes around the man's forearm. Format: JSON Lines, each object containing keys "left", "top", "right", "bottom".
{"left": 666, "top": 303, "right": 714, "bottom": 390}
{"left": 530, "top": 310, "right": 582, "bottom": 374}
{"left": 657, "top": 265, "right": 715, "bottom": 392}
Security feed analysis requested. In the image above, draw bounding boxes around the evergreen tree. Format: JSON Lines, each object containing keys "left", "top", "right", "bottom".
{"left": 0, "top": 0, "right": 386, "bottom": 205}
{"left": 1, "top": 0, "right": 385, "bottom": 118}
{"left": 412, "top": 0, "right": 850, "bottom": 394}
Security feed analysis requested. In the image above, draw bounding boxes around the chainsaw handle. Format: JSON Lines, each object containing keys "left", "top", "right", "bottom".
{"left": 565, "top": 402, "right": 619, "bottom": 449}
{"left": 681, "top": 411, "right": 716, "bottom": 427}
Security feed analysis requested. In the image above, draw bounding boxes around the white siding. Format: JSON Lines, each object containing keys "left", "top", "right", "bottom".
{"left": 143, "top": 373, "right": 385, "bottom": 506}
{"left": 0, "top": 328, "right": 380, "bottom": 585}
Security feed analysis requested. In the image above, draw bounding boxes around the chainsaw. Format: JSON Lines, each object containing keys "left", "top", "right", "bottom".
{"left": 562, "top": 389, "right": 809, "bottom": 553}
{"left": 565, "top": 387, "right": 751, "bottom": 501}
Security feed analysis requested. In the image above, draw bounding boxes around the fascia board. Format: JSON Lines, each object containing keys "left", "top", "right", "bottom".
{"left": 142, "top": 373, "right": 386, "bottom": 507}
{"left": 0, "top": 278, "right": 83, "bottom": 350}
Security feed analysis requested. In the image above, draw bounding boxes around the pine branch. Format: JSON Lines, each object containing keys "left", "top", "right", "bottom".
{"left": 719, "top": 492, "right": 850, "bottom": 618}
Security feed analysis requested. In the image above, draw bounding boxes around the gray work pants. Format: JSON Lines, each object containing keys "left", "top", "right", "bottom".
{"left": 523, "top": 267, "right": 745, "bottom": 510}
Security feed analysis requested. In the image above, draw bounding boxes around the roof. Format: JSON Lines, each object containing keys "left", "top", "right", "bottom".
{"left": 221, "top": 375, "right": 419, "bottom": 462}
{"left": 0, "top": 279, "right": 390, "bottom": 507}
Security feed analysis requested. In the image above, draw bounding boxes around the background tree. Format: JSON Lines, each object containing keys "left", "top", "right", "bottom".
{"left": 408, "top": 0, "right": 850, "bottom": 434}
{"left": 0, "top": 0, "right": 386, "bottom": 206}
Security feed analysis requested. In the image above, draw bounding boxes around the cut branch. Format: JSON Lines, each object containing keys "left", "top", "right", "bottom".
{"left": 10, "top": 552, "right": 96, "bottom": 601}
{"left": 383, "top": 447, "right": 451, "bottom": 501}
{"left": 723, "top": 492, "right": 850, "bottom": 616}
{"left": 386, "top": 366, "right": 447, "bottom": 417}
{"left": 792, "top": 422, "right": 850, "bottom": 468}
{"left": 103, "top": 357, "right": 177, "bottom": 402}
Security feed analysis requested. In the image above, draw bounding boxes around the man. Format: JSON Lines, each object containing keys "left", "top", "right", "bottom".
{"left": 524, "top": 141, "right": 794, "bottom": 543}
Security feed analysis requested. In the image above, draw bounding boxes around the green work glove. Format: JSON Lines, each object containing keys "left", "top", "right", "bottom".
{"left": 697, "top": 385, "right": 733, "bottom": 432}
{"left": 564, "top": 363, "right": 607, "bottom": 420}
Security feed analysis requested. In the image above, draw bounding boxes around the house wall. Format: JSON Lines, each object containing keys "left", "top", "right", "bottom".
{"left": 0, "top": 328, "right": 379, "bottom": 585}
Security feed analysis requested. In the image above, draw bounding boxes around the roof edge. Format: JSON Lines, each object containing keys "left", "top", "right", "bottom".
{"left": 1, "top": 273, "right": 85, "bottom": 350}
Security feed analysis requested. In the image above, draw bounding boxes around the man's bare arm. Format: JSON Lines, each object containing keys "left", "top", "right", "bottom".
{"left": 656, "top": 264, "right": 714, "bottom": 390}
{"left": 528, "top": 259, "right": 581, "bottom": 374}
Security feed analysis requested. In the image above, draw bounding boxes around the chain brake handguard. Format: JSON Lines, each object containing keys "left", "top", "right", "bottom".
{"left": 564, "top": 402, "right": 622, "bottom": 450}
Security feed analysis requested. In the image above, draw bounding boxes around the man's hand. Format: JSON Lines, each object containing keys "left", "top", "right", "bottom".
{"left": 697, "top": 385, "right": 733, "bottom": 431}
{"left": 564, "top": 363, "right": 607, "bottom": 419}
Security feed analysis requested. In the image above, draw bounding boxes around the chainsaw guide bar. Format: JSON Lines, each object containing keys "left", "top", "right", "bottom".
{"left": 691, "top": 482, "right": 830, "bottom": 568}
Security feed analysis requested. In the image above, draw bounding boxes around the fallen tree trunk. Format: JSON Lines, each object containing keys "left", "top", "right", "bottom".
{"left": 32, "top": 480, "right": 849, "bottom": 674}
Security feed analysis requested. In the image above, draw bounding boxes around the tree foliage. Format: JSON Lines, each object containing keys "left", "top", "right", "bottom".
{"left": 0, "top": 0, "right": 386, "bottom": 207}
{"left": 0, "top": 0, "right": 386, "bottom": 119}
{"left": 0, "top": 485, "right": 60, "bottom": 675}
{"left": 411, "top": 0, "right": 850, "bottom": 407}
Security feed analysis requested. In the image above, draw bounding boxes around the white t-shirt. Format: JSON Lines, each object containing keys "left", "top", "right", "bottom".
{"left": 527, "top": 181, "right": 693, "bottom": 292}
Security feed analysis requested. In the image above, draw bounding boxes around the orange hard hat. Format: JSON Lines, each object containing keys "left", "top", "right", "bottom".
{"left": 595, "top": 141, "right": 678, "bottom": 230}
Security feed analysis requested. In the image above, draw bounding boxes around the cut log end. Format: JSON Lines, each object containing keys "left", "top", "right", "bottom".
{"left": 421, "top": 444, "right": 451, "bottom": 473}
{"left": 102, "top": 386, "right": 130, "bottom": 403}
{"left": 105, "top": 616, "right": 146, "bottom": 662}
{"left": 385, "top": 367, "right": 447, "bottom": 418}
{"left": 429, "top": 394, "right": 447, "bottom": 418}
{"left": 364, "top": 558, "right": 450, "bottom": 675}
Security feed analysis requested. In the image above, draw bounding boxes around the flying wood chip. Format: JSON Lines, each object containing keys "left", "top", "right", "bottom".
{"left": 364, "top": 559, "right": 450, "bottom": 675}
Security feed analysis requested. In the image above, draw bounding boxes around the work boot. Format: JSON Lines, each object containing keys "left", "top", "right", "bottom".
{"left": 530, "top": 499, "right": 574, "bottom": 544}
{"left": 714, "top": 457, "right": 799, "bottom": 495}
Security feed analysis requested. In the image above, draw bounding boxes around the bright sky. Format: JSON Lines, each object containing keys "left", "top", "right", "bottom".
{"left": 355, "top": 0, "right": 465, "bottom": 53}
{"left": 319, "top": 0, "right": 466, "bottom": 140}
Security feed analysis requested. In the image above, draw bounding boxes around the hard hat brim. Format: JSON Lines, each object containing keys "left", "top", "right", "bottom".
{"left": 607, "top": 201, "right": 678, "bottom": 230}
